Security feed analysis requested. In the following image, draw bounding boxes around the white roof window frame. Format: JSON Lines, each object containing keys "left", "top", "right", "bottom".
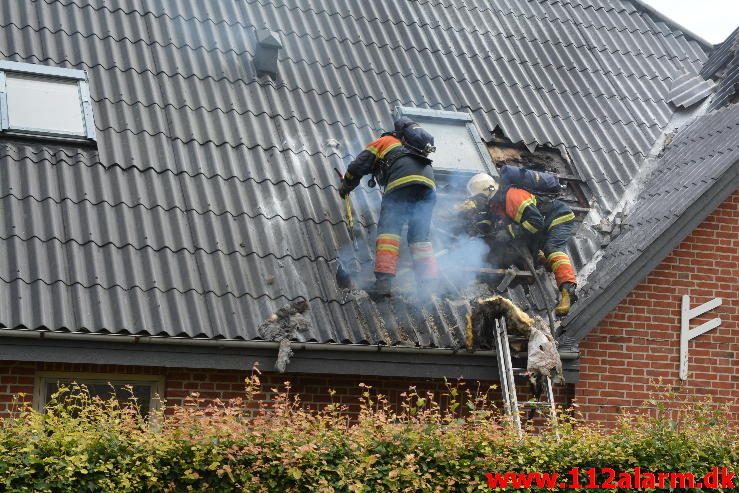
{"left": 393, "top": 106, "right": 497, "bottom": 178}
{"left": 0, "top": 60, "right": 96, "bottom": 142}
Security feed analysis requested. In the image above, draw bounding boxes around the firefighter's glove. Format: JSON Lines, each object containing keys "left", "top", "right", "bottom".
{"left": 537, "top": 250, "right": 548, "bottom": 267}
{"left": 453, "top": 197, "right": 483, "bottom": 213}
{"left": 338, "top": 181, "right": 353, "bottom": 198}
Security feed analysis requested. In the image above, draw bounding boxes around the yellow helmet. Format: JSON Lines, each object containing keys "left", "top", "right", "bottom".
{"left": 466, "top": 173, "right": 498, "bottom": 198}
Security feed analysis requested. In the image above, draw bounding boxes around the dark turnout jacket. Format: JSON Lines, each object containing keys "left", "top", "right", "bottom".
{"left": 344, "top": 135, "right": 435, "bottom": 195}
{"left": 490, "top": 187, "right": 575, "bottom": 235}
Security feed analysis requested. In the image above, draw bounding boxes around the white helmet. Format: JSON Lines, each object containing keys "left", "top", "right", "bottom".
{"left": 466, "top": 173, "right": 498, "bottom": 198}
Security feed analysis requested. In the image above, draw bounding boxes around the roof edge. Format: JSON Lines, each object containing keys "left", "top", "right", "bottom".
{"left": 0, "top": 327, "right": 579, "bottom": 360}
{"left": 562, "top": 160, "right": 739, "bottom": 346}
{"left": 0, "top": 333, "right": 581, "bottom": 381}
{"left": 629, "top": 0, "right": 713, "bottom": 49}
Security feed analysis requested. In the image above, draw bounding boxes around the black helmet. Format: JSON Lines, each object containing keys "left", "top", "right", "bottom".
{"left": 393, "top": 116, "right": 416, "bottom": 134}
{"left": 393, "top": 117, "right": 436, "bottom": 156}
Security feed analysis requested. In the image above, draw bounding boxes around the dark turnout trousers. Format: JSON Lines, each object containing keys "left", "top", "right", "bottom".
{"left": 374, "top": 185, "right": 438, "bottom": 281}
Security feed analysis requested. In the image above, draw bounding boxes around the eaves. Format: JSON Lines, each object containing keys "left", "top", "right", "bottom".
{"left": 0, "top": 331, "right": 581, "bottom": 383}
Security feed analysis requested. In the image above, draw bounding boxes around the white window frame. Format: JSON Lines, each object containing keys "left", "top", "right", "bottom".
{"left": 393, "top": 106, "right": 496, "bottom": 177}
{"left": 0, "top": 60, "right": 96, "bottom": 141}
{"left": 32, "top": 372, "right": 164, "bottom": 413}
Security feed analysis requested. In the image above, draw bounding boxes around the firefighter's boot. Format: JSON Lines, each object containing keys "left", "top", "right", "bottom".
{"left": 555, "top": 282, "right": 577, "bottom": 317}
{"left": 367, "top": 277, "right": 392, "bottom": 301}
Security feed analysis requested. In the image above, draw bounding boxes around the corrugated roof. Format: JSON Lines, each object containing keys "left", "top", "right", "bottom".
{"left": 563, "top": 103, "right": 739, "bottom": 345}
{"left": 700, "top": 27, "right": 739, "bottom": 79}
{"left": 0, "top": 0, "right": 711, "bottom": 348}
{"left": 701, "top": 27, "right": 739, "bottom": 112}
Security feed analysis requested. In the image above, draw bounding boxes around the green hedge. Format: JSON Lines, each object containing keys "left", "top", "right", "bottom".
{"left": 0, "top": 373, "right": 736, "bottom": 492}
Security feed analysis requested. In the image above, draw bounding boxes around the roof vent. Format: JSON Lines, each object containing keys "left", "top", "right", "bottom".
{"left": 255, "top": 28, "right": 282, "bottom": 79}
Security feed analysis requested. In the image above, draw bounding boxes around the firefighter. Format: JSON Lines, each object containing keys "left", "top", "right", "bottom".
{"left": 339, "top": 117, "right": 438, "bottom": 299}
{"left": 465, "top": 172, "right": 578, "bottom": 316}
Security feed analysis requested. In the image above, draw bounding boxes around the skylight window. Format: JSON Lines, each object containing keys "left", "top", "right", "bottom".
{"left": 0, "top": 61, "right": 96, "bottom": 141}
{"left": 394, "top": 106, "right": 495, "bottom": 176}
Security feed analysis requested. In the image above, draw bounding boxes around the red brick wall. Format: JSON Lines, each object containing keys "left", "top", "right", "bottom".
{"left": 575, "top": 191, "right": 739, "bottom": 425}
{"left": 0, "top": 360, "right": 573, "bottom": 420}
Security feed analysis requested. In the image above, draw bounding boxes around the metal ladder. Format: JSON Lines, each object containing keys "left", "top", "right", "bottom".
{"left": 494, "top": 317, "right": 558, "bottom": 438}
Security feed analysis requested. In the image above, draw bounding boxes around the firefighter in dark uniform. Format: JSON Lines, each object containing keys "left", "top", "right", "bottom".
{"left": 465, "top": 170, "right": 578, "bottom": 316}
{"left": 339, "top": 117, "right": 438, "bottom": 298}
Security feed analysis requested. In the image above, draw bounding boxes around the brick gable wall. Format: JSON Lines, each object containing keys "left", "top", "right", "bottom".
{"left": 575, "top": 191, "right": 739, "bottom": 424}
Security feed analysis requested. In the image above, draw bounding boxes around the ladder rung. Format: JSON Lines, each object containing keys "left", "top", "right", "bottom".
{"left": 521, "top": 401, "right": 553, "bottom": 407}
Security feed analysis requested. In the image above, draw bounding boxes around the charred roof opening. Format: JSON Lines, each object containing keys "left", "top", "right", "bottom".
{"left": 486, "top": 139, "right": 590, "bottom": 215}
{"left": 254, "top": 28, "right": 282, "bottom": 79}
{"left": 483, "top": 135, "right": 596, "bottom": 275}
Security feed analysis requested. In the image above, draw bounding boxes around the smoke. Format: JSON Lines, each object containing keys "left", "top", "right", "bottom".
{"left": 330, "top": 167, "right": 500, "bottom": 302}
{"left": 433, "top": 235, "right": 491, "bottom": 295}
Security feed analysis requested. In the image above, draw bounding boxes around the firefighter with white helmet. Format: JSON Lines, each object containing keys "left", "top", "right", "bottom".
{"left": 467, "top": 172, "right": 498, "bottom": 198}
{"left": 463, "top": 169, "right": 578, "bottom": 316}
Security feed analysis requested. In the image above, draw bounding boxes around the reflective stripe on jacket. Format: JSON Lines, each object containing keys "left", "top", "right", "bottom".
{"left": 497, "top": 187, "right": 574, "bottom": 234}
{"left": 380, "top": 147, "right": 434, "bottom": 195}
{"left": 344, "top": 135, "right": 402, "bottom": 187}
{"left": 345, "top": 135, "right": 435, "bottom": 195}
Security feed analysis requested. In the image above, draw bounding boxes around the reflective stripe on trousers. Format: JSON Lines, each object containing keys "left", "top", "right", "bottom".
{"left": 374, "top": 185, "right": 437, "bottom": 278}
{"left": 409, "top": 241, "right": 438, "bottom": 279}
{"left": 542, "top": 220, "right": 576, "bottom": 286}
{"left": 375, "top": 234, "right": 401, "bottom": 275}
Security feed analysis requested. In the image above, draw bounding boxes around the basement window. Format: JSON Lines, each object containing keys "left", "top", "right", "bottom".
{"left": 0, "top": 61, "right": 96, "bottom": 141}
{"left": 33, "top": 373, "right": 163, "bottom": 416}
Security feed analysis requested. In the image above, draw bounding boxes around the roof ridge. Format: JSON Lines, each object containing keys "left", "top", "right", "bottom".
{"left": 625, "top": 0, "right": 713, "bottom": 49}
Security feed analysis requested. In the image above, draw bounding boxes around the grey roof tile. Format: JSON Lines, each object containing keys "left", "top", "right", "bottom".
{"left": 667, "top": 72, "right": 716, "bottom": 108}
{"left": 701, "top": 26, "right": 739, "bottom": 78}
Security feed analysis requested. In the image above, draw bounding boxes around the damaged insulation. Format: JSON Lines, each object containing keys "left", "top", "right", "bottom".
{"left": 468, "top": 296, "right": 564, "bottom": 385}
{"left": 258, "top": 299, "right": 311, "bottom": 373}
